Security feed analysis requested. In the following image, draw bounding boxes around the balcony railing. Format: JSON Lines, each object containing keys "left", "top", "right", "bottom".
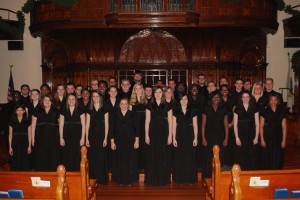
{"left": 109, "top": 0, "right": 196, "bottom": 13}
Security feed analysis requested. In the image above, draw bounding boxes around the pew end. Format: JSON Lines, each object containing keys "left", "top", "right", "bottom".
{"left": 204, "top": 145, "right": 221, "bottom": 200}
{"left": 80, "top": 146, "right": 98, "bottom": 200}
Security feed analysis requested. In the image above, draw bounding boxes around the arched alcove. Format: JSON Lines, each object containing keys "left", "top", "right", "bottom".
{"left": 119, "top": 29, "right": 187, "bottom": 64}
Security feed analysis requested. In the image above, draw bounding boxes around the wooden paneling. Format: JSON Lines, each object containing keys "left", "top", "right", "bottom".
{"left": 40, "top": 28, "right": 267, "bottom": 89}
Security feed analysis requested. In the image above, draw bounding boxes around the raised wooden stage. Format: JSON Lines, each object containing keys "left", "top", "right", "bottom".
{"left": 1, "top": 117, "right": 300, "bottom": 200}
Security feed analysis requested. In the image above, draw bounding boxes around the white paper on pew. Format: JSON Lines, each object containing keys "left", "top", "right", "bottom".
{"left": 37, "top": 180, "right": 50, "bottom": 187}
{"left": 31, "top": 177, "right": 50, "bottom": 187}
{"left": 249, "top": 177, "right": 261, "bottom": 186}
{"left": 249, "top": 177, "right": 269, "bottom": 187}
{"left": 31, "top": 177, "right": 41, "bottom": 186}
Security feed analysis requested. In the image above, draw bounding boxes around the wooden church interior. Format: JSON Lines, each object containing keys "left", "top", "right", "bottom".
{"left": 1, "top": 0, "right": 300, "bottom": 199}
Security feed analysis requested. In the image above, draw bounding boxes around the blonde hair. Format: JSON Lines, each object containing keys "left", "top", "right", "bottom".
{"left": 251, "top": 82, "right": 264, "bottom": 98}
{"left": 130, "top": 83, "right": 147, "bottom": 105}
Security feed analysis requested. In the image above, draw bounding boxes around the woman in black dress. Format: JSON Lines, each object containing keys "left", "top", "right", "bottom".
{"left": 86, "top": 91, "right": 109, "bottom": 184}
{"left": 28, "top": 89, "right": 40, "bottom": 116}
{"left": 220, "top": 84, "right": 235, "bottom": 167}
{"left": 105, "top": 86, "right": 120, "bottom": 171}
{"left": 53, "top": 84, "right": 66, "bottom": 111}
{"left": 111, "top": 98, "right": 139, "bottom": 185}
{"left": 260, "top": 94, "right": 286, "bottom": 169}
{"left": 31, "top": 95, "right": 60, "bottom": 171}
{"left": 145, "top": 87, "right": 173, "bottom": 186}
{"left": 59, "top": 93, "right": 85, "bottom": 171}
{"left": 252, "top": 82, "right": 267, "bottom": 114}
{"left": 130, "top": 83, "right": 147, "bottom": 171}
{"left": 233, "top": 91, "right": 259, "bottom": 170}
{"left": 172, "top": 95, "right": 198, "bottom": 184}
{"left": 188, "top": 84, "right": 206, "bottom": 169}
{"left": 9, "top": 105, "right": 31, "bottom": 171}
{"left": 78, "top": 88, "right": 91, "bottom": 113}
{"left": 202, "top": 91, "right": 228, "bottom": 179}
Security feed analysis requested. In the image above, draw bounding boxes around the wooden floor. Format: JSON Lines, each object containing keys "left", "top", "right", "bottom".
{"left": 99, "top": 179, "right": 205, "bottom": 200}
{"left": 0, "top": 117, "right": 300, "bottom": 200}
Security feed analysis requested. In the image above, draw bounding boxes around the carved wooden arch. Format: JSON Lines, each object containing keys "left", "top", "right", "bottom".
{"left": 239, "top": 43, "right": 266, "bottom": 69}
{"left": 118, "top": 29, "right": 187, "bottom": 64}
{"left": 42, "top": 38, "right": 69, "bottom": 69}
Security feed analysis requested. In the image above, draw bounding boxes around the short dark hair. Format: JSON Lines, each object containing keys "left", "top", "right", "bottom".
{"left": 21, "top": 84, "right": 30, "bottom": 90}
{"left": 134, "top": 70, "right": 143, "bottom": 76}
{"left": 235, "top": 78, "right": 243, "bottom": 84}
{"left": 75, "top": 84, "right": 83, "bottom": 89}
{"left": 40, "top": 84, "right": 50, "bottom": 91}
{"left": 66, "top": 82, "right": 75, "bottom": 87}
{"left": 243, "top": 79, "right": 251, "bottom": 84}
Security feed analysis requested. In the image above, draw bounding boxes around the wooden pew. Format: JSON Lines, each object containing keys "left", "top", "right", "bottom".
{"left": 0, "top": 146, "right": 97, "bottom": 200}
{"left": 205, "top": 145, "right": 300, "bottom": 200}
{"left": 0, "top": 164, "right": 69, "bottom": 200}
{"left": 229, "top": 164, "right": 300, "bottom": 200}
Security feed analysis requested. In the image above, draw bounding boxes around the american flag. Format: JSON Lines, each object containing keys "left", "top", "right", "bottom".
{"left": 7, "top": 66, "right": 14, "bottom": 102}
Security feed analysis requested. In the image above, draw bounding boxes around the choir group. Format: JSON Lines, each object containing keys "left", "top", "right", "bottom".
{"left": 2, "top": 71, "right": 286, "bottom": 186}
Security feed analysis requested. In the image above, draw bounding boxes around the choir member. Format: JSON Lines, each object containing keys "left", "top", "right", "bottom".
{"left": 66, "top": 82, "right": 75, "bottom": 95}
{"left": 188, "top": 84, "right": 206, "bottom": 169}
{"left": 174, "top": 82, "right": 187, "bottom": 101}
{"left": 252, "top": 82, "right": 268, "bottom": 114}
{"left": 233, "top": 91, "right": 259, "bottom": 170}
{"left": 172, "top": 95, "right": 198, "bottom": 184}
{"left": 20, "top": 84, "right": 31, "bottom": 107}
{"left": 40, "top": 84, "right": 51, "bottom": 97}
{"left": 9, "top": 105, "right": 31, "bottom": 171}
{"left": 111, "top": 98, "right": 139, "bottom": 185}
{"left": 31, "top": 95, "right": 59, "bottom": 171}
{"left": 78, "top": 88, "right": 91, "bottom": 113}
{"left": 75, "top": 84, "right": 83, "bottom": 99}
{"left": 59, "top": 94, "right": 85, "bottom": 171}
{"left": 260, "top": 94, "right": 286, "bottom": 169}
{"left": 145, "top": 87, "right": 172, "bottom": 185}
{"left": 118, "top": 79, "right": 132, "bottom": 99}
{"left": 197, "top": 74, "right": 209, "bottom": 98}
{"left": 130, "top": 83, "right": 147, "bottom": 170}
{"left": 105, "top": 86, "right": 120, "bottom": 171}
{"left": 28, "top": 89, "right": 40, "bottom": 116}
{"left": 53, "top": 84, "right": 66, "bottom": 111}
{"left": 86, "top": 91, "right": 109, "bottom": 184}
{"left": 144, "top": 84, "right": 153, "bottom": 101}
{"left": 220, "top": 84, "right": 235, "bottom": 167}
{"left": 201, "top": 91, "right": 228, "bottom": 179}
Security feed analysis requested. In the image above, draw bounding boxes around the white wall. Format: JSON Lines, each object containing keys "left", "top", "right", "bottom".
{"left": 0, "top": 0, "right": 42, "bottom": 103}
{"left": 0, "top": 1, "right": 299, "bottom": 103}
{"left": 267, "top": 0, "right": 300, "bottom": 102}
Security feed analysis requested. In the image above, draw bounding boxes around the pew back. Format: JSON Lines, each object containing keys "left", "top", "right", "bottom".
{"left": 230, "top": 167, "right": 300, "bottom": 200}
{"left": 0, "top": 146, "right": 97, "bottom": 200}
{"left": 0, "top": 165, "right": 70, "bottom": 199}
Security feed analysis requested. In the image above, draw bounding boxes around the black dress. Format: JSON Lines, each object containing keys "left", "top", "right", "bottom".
{"left": 9, "top": 118, "right": 31, "bottom": 171}
{"left": 78, "top": 99, "right": 91, "bottom": 114}
{"left": 104, "top": 98, "right": 120, "bottom": 171}
{"left": 87, "top": 107, "right": 108, "bottom": 184}
{"left": 261, "top": 107, "right": 286, "bottom": 169}
{"left": 145, "top": 101, "right": 171, "bottom": 186}
{"left": 234, "top": 106, "right": 258, "bottom": 170}
{"left": 202, "top": 105, "right": 227, "bottom": 179}
{"left": 188, "top": 95, "right": 206, "bottom": 169}
{"left": 172, "top": 108, "right": 198, "bottom": 184}
{"left": 222, "top": 97, "right": 236, "bottom": 166}
{"left": 33, "top": 108, "right": 60, "bottom": 171}
{"left": 131, "top": 102, "right": 146, "bottom": 170}
{"left": 111, "top": 110, "right": 139, "bottom": 185}
{"left": 60, "top": 108, "right": 84, "bottom": 171}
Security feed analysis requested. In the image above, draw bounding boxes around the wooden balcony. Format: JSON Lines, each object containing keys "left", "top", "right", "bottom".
{"left": 30, "top": 0, "right": 278, "bottom": 36}
{"left": 0, "top": 8, "right": 23, "bottom": 40}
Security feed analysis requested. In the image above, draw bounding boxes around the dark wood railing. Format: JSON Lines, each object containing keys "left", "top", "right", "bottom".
{"left": 109, "top": 0, "right": 195, "bottom": 13}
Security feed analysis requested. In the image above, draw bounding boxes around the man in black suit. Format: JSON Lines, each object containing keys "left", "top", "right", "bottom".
{"left": 263, "top": 77, "right": 283, "bottom": 107}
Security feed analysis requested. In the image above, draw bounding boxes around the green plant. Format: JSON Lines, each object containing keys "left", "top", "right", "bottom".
{"left": 291, "top": 50, "right": 300, "bottom": 76}
{"left": 0, "top": 0, "right": 78, "bottom": 37}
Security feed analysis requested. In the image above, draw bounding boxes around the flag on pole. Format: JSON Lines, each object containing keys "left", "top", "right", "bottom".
{"left": 7, "top": 66, "right": 15, "bottom": 102}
